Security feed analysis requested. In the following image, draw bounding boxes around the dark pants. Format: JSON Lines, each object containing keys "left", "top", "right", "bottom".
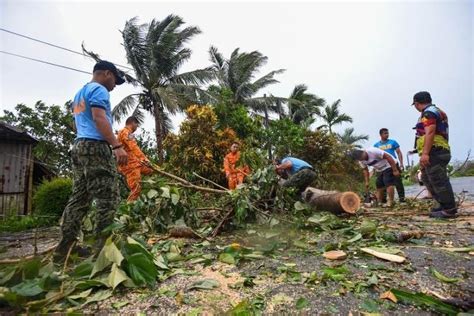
{"left": 283, "top": 168, "right": 317, "bottom": 194}
{"left": 382, "top": 164, "right": 405, "bottom": 202}
{"left": 56, "top": 140, "right": 119, "bottom": 253}
{"left": 421, "top": 148, "right": 456, "bottom": 210}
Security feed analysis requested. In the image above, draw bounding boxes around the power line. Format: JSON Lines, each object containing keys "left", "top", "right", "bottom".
{"left": 0, "top": 27, "right": 134, "bottom": 71}
{"left": 0, "top": 50, "right": 92, "bottom": 75}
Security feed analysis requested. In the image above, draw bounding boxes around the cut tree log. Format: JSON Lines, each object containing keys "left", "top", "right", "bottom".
{"left": 323, "top": 250, "right": 347, "bottom": 260}
{"left": 303, "top": 187, "right": 360, "bottom": 215}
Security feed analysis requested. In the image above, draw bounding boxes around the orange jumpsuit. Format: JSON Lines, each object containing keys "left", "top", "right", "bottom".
{"left": 223, "top": 151, "right": 250, "bottom": 190}
{"left": 117, "top": 127, "right": 153, "bottom": 201}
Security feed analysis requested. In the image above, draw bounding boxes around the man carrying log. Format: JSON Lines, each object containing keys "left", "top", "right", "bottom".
{"left": 349, "top": 148, "right": 400, "bottom": 207}
{"left": 223, "top": 142, "right": 250, "bottom": 190}
{"left": 274, "top": 156, "right": 316, "bottom": 194}
{"left": 117, "top": 116, "right": 153, "bottom": 202}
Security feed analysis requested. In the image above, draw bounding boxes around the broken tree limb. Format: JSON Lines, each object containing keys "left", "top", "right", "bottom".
{"left": 192, "top": 172, "right": 229, "bottom": 191}
{"left": 303, "top": 187, "right": 360, "bottom": 215}
{"left": 146, "top": 163, "right": 228, "bottom": 194}
{"left": 360, "top": 247, "right": 406, "bottom": 263}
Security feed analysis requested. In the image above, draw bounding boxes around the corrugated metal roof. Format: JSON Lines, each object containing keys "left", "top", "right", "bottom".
{"left": 0, "top": 121, "right": 38, "bottom": 143}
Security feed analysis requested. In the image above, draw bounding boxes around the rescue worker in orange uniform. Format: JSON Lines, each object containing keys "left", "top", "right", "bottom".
{"left": 223, "top": 142, "right": 250, "bottom": 190}
{"left": 117, "top": 116, "right": 153, "bottom": 202}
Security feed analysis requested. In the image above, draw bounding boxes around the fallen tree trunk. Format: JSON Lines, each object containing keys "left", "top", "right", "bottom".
{"left": 303, "top": 187, "right": 360, "bottom": 215}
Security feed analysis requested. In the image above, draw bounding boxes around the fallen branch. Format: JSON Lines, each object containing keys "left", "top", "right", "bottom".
{"left": 211, "top": 207, "right": 234, "bottom": 238}
{"left": 147, "top": 163, "right": 228, "bottom": 194}
{"left": 193, "top": 172, "right": 229, "bottom": 191}
{"left": 360, "top": 247, "right": 406, "bottom": 263}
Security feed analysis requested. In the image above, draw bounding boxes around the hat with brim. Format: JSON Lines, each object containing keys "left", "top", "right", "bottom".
{"left": 93, "top": 60, "right": 126, "bottom": 85}
{"left": 412, "top": 91, "right": 431, "bottom": 105}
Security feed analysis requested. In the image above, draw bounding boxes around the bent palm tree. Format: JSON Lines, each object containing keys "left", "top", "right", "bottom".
{"left": 114, "top": 16, "right": 215, "bottom": 159}
{"left": 318, "top": 100, "right": 353, "bottom": 133}
{"left": 338, "top": 127, "right": 369, "bottom": 148}
{"left": 209, "top": 46, "right": 285, "bottom": 113}
{"left": 285, "top": 84, "right": 325, "bottom": 126}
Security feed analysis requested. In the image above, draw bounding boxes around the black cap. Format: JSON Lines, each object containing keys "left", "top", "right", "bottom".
{"left": 93, "top": 60, "right": 125, "bottom": 85}
{"left": 412, "top": 91, "right": 432, "bottom": 105}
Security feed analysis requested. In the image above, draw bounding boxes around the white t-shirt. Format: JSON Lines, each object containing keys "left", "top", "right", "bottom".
{"left": 358, "top": 147, "right": 393, "bottom": 172}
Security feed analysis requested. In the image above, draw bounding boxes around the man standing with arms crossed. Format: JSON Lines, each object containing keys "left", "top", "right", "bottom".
{"left": 54, "top": 61, "right": 128, "bottom": 259}
{"left": 412, "top": 91, "right": 457, "bottom": 218}
{"left": 374, "top": 128, "right": 406, "bottom": 202}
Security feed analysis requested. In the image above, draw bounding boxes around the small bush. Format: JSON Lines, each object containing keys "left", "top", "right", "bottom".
{"left": 0, "top": 215, "right": 52, "bottom": 232}
{"left": 33, "top": 177, "right": 72, "bottom": 218}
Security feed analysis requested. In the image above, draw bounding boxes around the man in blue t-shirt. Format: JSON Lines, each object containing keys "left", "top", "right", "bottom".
{"left": 374, "top": 128, "right": 405, "bottom": 202}
{"left": 274, "top": 156, "right": 316, "bottom": 194}
{"left": 55, "top": 60, "right": 128, "bottom": 260}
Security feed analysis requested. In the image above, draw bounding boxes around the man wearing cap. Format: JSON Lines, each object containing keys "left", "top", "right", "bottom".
{"left": 54, "top": 60, "right": 128, "bottom": 259}
{"left": 412, "top": 91, "right": 457, "bottom": 218}
{"left": 349, "top": 148, "right": 400, "bottom": 207}
{"left": 274, "top": 156, "right": 317, "bottom": 194}
{"left": 374, "top": 128, "right": 406, "bottom": 203}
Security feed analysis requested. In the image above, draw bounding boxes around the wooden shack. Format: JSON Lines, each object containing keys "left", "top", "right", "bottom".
{"left": 0, "top": 121, "right": 38, "bottom": 218}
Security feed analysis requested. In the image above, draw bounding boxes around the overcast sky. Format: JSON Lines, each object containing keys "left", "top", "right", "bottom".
{"left": 1, "top": 0, "right": 472, "bottom": 162}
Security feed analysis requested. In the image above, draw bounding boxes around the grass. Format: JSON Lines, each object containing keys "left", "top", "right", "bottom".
{"left": 0, "top": 215, "right": 54, "bottom": 232}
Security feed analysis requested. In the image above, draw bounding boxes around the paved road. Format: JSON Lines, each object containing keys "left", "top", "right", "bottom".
{"left": 405, "top": 176, "right": 474, "bottom": 200}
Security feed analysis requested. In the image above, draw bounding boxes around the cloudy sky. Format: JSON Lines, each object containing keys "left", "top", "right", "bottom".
{"left": 1, "top": 0, "right": 472, "bottom": 162}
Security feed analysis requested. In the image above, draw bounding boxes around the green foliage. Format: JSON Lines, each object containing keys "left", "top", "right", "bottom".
{"left": 213, "top": 89, "right": 263, "bottom": 140}
{"left": 112, "top": 15, "right": 215, "bottom": 157}
{"left": 294, "top": 130, "right": 363, "bottom": 191}
{"left": 33, "top": 178, "right": 72, "bottom": 218}
{"left": 164, "top": 105, "right": 237, "bottom": 185}
{"left": 452, "top": 160, "right": 474, "bottom": 177}
{"left": 1, "top": 101, "right": 75, "bottom": 175}
{"left": 266, "top": 118, "right": 306, "bottom": 159}
{"left": 209, "top": 46, "right": 284, "bottom": 109}
{"left": 318, "top": 99, "right": 353, "bottom": 133}
{"left": 115, "top": 177, "right": 200, "bottom": 234}
{"left": 0, "top": 215, "right": 51, "bottom": 232}
{"left": 230, "top": 166, "right": 295, "bottom": 225}
{"left": 134, "top": 129, "right": 159, "bottom": 162}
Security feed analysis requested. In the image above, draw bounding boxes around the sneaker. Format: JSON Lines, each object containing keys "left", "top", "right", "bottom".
{"left": 430, "top": 206, "right": 443, "bottom": 214}
{"left": 429, "top": 210, "right": 458, "bottom": 219}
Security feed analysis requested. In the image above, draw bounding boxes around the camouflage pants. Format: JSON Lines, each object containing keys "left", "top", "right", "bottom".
{"left": 57, "top": 140, "right": 119, "bottom": 251}
{"left": 282, "top": 168, "right": 317, "bottom": 194}
{"left": 421, "top": 148, "right": 456, "bottom": 210}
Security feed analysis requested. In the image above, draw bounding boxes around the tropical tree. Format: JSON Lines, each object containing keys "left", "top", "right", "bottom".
{"left": 208, "top": 46, "right": 285, "bottom": 113}
{"left": 338, "top": 127, "right": 369, "bottom": 148}
{"left": 1, "top": 101, "right": 75, "bottom": 175}
{"left": 112, "top": 15, "right": 215, "bottom": 159}
{"left": 279, "top": 84, "right": 326, "bottom": 126}
{"left": 318, "top": 99, "right": 353, "bottom": 133}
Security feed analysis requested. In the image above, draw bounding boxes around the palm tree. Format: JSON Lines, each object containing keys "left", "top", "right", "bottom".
{"left": 284, "top": 84, "right": 325, "bottom": 126}
{"left": 208, "top": 46, "right": 285, "bottom": 113}
{"left": 113, "top": 15, "right": 215, "bottom": 159}
{"left": 338, "top": 127, "right": 369, "bottom": 148}
{"left": 318, "top": 99, "right": 353, "bottom": 133}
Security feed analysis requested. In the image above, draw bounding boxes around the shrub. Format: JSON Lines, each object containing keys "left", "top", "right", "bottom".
{"left": 164, "top": 105, "right": 238, "bottom": 185}
{"left": 0, "top": 215, "right": 51, "bottom": 232}
{"left": 33, "top": 177, "right": 72, "bottom": 218}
